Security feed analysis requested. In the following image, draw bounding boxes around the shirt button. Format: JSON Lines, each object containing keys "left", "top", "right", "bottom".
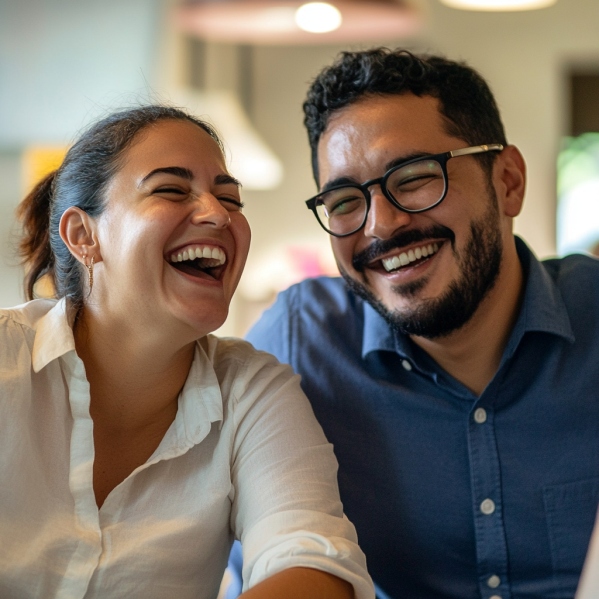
{"left": 487, "top": 575, "right": 501, "bottom": 588}
{"left": 474, "top": 407, "right": 487, "bottom": 423}
{"left": 401, "top": 359, "right": 412, "bottom": 371}
{"left": 480, "top": 498, "right": 496, "bottom": 515}
{"left": 489, "top": 595, "right": 502, "bottom": 599}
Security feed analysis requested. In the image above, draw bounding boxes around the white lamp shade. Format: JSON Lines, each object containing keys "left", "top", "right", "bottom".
{"left": 173, "top": 89, "right": 283, "bottom": 190}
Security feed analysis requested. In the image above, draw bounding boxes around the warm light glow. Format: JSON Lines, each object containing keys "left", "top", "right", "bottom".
{"left": 295, "top": 2, "right": 342, "bottom": 33}
{"left": 440, "top": 0, "right": 556, "bottom": 10}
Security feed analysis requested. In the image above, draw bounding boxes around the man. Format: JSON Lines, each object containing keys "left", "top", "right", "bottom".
{"left": 236, "top": 48, "right": 599, "bottom": 599}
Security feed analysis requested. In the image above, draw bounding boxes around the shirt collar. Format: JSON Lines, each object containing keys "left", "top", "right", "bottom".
{"left": 32, "top": 298, "right": 76, "bottom": 373}
{"left": 502, "top": 236, "right": 574, "bottom": 359}
{"left": 175, "top": 339, "right": 224, "bottom": 440}
{"left": 32, "top": 298, "right": 223, "bottom": 450}
{"left": 361, "top": 236, "right": 574, "bottom": 360}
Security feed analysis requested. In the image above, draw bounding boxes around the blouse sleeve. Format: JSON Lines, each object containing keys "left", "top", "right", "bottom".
{"left": 209, "top": 337, "right": 374, "bottom": 599}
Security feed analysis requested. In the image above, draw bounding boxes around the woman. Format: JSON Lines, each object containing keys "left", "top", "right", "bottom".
{"left": 0, "top": 106, "right": 373, "bottom": 599}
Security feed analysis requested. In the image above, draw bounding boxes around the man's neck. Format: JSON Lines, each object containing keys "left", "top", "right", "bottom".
{"left": 411, "top": 250, "right": 524, "bottom": 396}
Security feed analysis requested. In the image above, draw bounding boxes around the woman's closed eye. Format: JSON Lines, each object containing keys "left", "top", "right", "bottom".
{"left": 153, "top": 186, "right": 188, "bottom": 197}
{"left": 218, "top": 196, "right": 244, "bottom": 211}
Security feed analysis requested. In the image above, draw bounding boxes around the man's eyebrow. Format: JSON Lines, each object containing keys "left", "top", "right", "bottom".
{"left": 320, "top": 176, "right": 360, "bottom": 193}
{"left": 139, "top": 166, "right": 193, "bottom": 187}
{"left": 384, "top": 151, "right": 432, "bottom": 172}
{"left": 319, "top": 151, "right": 435, "bottom": 191}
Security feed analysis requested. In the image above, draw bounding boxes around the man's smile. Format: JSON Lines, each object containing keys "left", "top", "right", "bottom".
{"left": 352, "top": 225, "right": 454, "bottom": 274}
{"left": 381, "top": 242, "right": 441, "bottom": 272}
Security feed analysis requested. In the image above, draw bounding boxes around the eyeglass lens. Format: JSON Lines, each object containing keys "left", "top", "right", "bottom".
{"left": 315, "top": 157, "right": 446, "bottom": 236}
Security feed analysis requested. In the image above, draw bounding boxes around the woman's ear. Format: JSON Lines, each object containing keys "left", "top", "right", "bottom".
{"left": 59, "top": 207, "right": 101, "bottom": 265}
{"left": 494, "top": 145, "right": 527, "bottom": 218}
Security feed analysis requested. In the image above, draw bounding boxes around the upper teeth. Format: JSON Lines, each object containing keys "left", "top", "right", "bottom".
{"left": 382, "top": 242, "right": 440, "bottom": 272}
{"left": 170, "top": 245, "right": 226, "bottom": 266}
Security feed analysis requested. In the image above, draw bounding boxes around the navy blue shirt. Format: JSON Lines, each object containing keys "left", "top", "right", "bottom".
{"left": 244, "top": 238, "right": 599, "bottom": 599}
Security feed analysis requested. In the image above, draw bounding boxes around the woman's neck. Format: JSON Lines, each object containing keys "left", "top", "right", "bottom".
{"left": 73, "top": 306, "right": 196, "bottom": 431}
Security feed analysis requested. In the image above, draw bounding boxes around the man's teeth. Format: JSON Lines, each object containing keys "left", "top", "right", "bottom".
{"left": 382, "top": 242, "right": 440, "bottom": 272}
{"left": 169, "top": 246, "right": 226, "bottom": 266}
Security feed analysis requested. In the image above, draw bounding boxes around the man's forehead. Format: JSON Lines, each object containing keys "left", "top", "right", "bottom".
{"left": 316, "top": 93, "right": 450, "bottom": 184}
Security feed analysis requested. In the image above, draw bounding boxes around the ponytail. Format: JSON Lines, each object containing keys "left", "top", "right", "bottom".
{"left": 17, "top": 172, "right": 57, "bottom": 301}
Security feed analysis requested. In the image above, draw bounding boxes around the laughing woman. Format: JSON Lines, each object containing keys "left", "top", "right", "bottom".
{"left": 0, "top": 106, "right": 373, "bottom": 599}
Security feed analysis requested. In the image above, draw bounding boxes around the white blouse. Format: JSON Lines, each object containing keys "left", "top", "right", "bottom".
{"left": 0, "top": 299, "right": 373, "bottom": 599}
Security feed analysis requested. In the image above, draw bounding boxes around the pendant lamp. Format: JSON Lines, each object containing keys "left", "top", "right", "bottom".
{"left": 176, "top": 0, "right": 424, "bottom": 44}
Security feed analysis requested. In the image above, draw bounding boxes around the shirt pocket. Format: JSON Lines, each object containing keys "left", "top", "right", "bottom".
{"left": 543, "top": 477, "right": 599, "bottom": 597}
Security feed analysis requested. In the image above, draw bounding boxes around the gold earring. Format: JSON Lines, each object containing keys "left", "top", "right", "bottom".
{"left": 83, "top": 254, "right": 94, "bottom": 295}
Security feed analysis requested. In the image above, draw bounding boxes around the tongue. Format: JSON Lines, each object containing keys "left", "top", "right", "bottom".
{"left": 172, "top": 260, "right": 217, "bottom": 280}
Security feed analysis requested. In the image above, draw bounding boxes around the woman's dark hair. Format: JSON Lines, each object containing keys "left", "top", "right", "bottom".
{"left": 303, "top": 48, "right": 508, "bottom": 182}
{"left": 17, "top": 105, "right": 223, "bottom": 308}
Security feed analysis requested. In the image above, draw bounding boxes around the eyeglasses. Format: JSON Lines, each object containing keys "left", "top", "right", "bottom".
{"left": 305, "top": 144, "right": 504, "bottom": 237}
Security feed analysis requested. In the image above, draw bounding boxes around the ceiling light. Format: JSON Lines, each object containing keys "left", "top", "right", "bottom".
{"left": 176, "top": 0, "right": 423, "bottom": 45}
{"left": 440, "top": 0, "right": 556, "bottom": 10}
{"left": 295, "top": 3, "right": 342, "bottom": 33}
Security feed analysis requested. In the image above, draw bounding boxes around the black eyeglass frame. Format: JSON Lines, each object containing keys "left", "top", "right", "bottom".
{"left": 305, "top": 143, "right": 504, "bottom": 238}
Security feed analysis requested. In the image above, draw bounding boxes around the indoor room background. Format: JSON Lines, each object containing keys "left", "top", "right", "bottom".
{"left": 1, "top": 0, "right": 598, "bottom": 336}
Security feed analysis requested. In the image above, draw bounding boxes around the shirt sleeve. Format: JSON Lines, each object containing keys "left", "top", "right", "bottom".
{"left": 212, "top": 339, "right": 374, "bottom": 599}
{"left": 245, "top": 287, "right": 293, "bottom": 363}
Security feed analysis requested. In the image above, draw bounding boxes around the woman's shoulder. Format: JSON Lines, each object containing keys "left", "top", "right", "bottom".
{"left": 199, "top": 334, "right": 284, "bottom": 366}
{"left": 0, "top": 299, "right": 58, "bottom": 332}
{"left": 197, "top": 334, "right": 301, "bottom": 404}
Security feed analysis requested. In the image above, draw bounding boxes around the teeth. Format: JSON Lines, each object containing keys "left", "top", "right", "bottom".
{"left": 169, "top": 245, "right": 226, "bottom": 266}
{"left": 381, "top": 242, "right": 440, "bottom": 272}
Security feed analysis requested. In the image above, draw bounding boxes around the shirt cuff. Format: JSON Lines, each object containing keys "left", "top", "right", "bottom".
{"left": 241, "top": 510, "right": 375, "bottom": 599}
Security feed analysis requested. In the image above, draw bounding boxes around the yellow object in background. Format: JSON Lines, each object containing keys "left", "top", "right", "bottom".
{"left": 21, "top": 146, "right": 68, "bottom": 195}
{"left": 20, "top": 146, "right": 68, "bottom": 298}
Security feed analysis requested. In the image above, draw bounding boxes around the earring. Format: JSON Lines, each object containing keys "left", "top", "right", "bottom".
{"left": 83, "top": 254, "right": 95, "bottom": 295}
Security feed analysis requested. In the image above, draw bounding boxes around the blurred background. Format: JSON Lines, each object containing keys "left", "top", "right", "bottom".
{"left": 1, "top": 0, "right": 598, "bottom": 336}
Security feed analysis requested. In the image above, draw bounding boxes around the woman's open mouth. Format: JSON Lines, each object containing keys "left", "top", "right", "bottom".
{"left": 168, "top": 245, "right": 226, "bottom": 280}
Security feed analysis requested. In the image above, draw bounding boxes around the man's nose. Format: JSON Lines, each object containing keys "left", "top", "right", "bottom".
{"left": 363, "top": 186, "right": 412, "bottom": 239}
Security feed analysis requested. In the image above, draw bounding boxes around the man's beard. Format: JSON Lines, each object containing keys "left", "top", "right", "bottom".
{"left": 339, "top": 194, "right": 503, "bottom": 340}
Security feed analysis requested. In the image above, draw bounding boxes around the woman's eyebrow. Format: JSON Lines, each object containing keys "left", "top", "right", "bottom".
{"left": 139, "top": 166, "right": 193, "bottom": 187}
{"left": 215, "top": 173, "right": 242, "bottom": 188}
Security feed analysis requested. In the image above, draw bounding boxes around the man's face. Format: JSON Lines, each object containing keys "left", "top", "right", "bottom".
{"left": 316, "top": 93, "right": 510, "bottom": 339}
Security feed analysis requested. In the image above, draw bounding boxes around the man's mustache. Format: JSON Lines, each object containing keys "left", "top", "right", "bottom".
{"left": 352, "top": 225, "right": 455, "bottom": 272}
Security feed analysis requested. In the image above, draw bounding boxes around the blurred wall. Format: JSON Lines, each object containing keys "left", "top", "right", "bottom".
{"left": 0, "top": 0, "right": 163, "bottom": 306}
{"left": 1, "top": 0, "right": 598, "bottom": 335}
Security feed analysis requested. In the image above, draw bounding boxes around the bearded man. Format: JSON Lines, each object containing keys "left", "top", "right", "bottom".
{"left": 237, "top": 48, "right": 599, "bottom": 599}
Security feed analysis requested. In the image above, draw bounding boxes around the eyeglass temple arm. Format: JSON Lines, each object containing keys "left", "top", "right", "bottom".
{"left": 449, "top": 144, "right": 504, "bottom": 158}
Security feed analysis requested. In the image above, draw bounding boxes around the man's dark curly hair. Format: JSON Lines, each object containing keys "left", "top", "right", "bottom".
{"left": 303, "top": 48, "right": 508, "bottom": 183}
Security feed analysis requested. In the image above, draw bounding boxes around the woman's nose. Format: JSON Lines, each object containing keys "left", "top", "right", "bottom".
{"left": 190, "top": 194, "right": 231, "bottom": 229}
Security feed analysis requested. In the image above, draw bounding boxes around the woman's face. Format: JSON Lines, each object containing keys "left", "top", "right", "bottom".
{"left": 92, "top": 119, "right": 251, "bottom": 339}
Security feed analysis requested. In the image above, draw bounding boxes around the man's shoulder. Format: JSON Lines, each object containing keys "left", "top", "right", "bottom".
{"left": 535, "top": 253, "right": 599, "bottom": 341}
{"left": 246, "top": 276, "right": 366, "bottom": 359}
{"left": 277, "top": 276, "right": 362, "bottom": 318}
{"left": 541, "top": 252, "right": 599, "bottom": 278}
{"left": 541, "top": 252, "right": 599, "bottom": 300}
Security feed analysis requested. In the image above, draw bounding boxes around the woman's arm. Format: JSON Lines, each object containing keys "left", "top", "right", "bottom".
{"left": 239, "top": 567, "right": 354, "bottom": 599}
